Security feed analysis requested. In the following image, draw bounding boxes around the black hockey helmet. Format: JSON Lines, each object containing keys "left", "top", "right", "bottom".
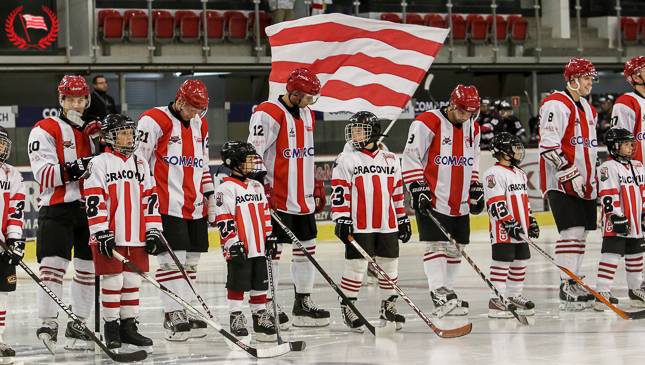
{"left": 220, "top": 141, "right": 266, "bottom": 180}
{"left": 605, "top": 127, "right": 635, "bottom": 161}
{"left": 101, "top": 114, "right": 137, "bottom": 157}
{"left": 345, "top": 111, "right": 382, "bottom": 150}
{"left": 0, "top": 126, "right": 12, "bottom": 164}
{"left": 491, "top": 132, "right": 525, "bottom": 166}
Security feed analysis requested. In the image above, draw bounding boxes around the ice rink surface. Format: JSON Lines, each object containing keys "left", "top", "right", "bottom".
{"left": 3, "top": 227, "right": 645, "bottom": 365}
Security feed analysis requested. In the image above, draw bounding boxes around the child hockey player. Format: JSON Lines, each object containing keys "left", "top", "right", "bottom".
{"left": 331, "top": 111, "right": 412, "bottom": 331}
{"left": 595, "top": 128, "right": 645, "bottom": 310}
{"left": 483, "top": 132, "right": 539, "bottom": 318}
{"left": 213, "top": 141, "right": 277, "bottom": 341}
{"left": 83, "top": 114, "right": 161, "bottom": 350}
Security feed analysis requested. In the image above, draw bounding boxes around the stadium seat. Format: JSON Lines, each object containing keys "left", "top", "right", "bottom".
{"left": 450, "top": 14, "right": 467, "bottom": 41}
{"left": 99, "top": 10, "right": 124, "bottom": 43}
{"left": 201, "top": 10, "right": 225, "bottom": 43}
{"left": 175, "top": 10, "right": 200, "bottom": 42}
{"left": 466, "top": 14, "right": 488, "bottom": 44}
{"left": 380, "top": 13, "right": 402, "bottom": 23}
{"left": 424, "top": 13, "right": 447, "bottom": 28}
{"left": 405, "top": 13, "right": 424, "bottom": 25}
{"left": 225, "top": 11, "right": 248, "bottom": 42}
{"left": 153, "top": 10, "right": 174, "bottom": 42}
{"left": 248, "top": 11, "right": 272, "bottom": 40}
{"left": 98, "top": 9, "right": 120, "bottom": 28}
{"left": 124, "top": 9, "right": 148, "bottom": 42}
{"left": 637, "top": 17, "right": 645, "bottom": 44}
{"left": 486, "top": 15, "right": 508, "bottom": 42}
{"left": 508, "top": 15, "right": 528, "bottom": 43}
{"left": 621, "top": 18, "right": 638, "bottom": 45}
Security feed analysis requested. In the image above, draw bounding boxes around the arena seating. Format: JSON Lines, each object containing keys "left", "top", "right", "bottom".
{"left": 153, "top": 10, "right": 174, "bottom": 42}
{"left": 174, "top": 10, "right": 200, "bottom": 42}
{"left": 380, "top": 13, "right": 402, "bottom": 23}
{"left": 202, "top": 11, "right": 225, "bottom": 43}
{"left": 124, "top": 10, "right": 148, "bottom": 42}
{"left": 508, "top": 15, "right": 528, "bottom": 44}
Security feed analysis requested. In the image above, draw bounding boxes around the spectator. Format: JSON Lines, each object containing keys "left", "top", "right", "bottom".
{"left": 477, "top": 98, "right": 498, "bottom": 150}
{"left": 85, "top": 75, "right": 117, "bottom": 121}
{"left": 496, "top": 100, "right": 526, "bottom": 141}
{"left": 268, "top": 0, "right": 295, "bottom": 24}
{"left": 596, "top": 94, "right": 614, "bottom": 138}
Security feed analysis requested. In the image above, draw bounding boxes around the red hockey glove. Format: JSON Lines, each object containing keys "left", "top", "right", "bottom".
{"left": 314, "top": 179, "right": 326, "bottom": 213}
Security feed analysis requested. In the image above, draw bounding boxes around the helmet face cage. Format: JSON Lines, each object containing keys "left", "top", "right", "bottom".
{"left": 492, "top": 133, "right": 525, "bottom": 166}
{"left": 345, "top": 122, "right": 374, "bottom": 150}
{"left": 222, "top": 142, "right": 265, "bottom": 178}
{"left": 609, "top": 137, "right": 635, "bottom": 161}
{"left": 104, "top": 124, "right": 138, "bottom": 157}
{"left": 0, "top": 133, "right": 11, "bottom": 164}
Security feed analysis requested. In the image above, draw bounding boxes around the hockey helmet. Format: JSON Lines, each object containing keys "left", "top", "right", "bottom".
{"left": 176, "top": 79, "right": 209, "bottom": 115}
{"left": 563, "top": 58, "right": 597, "bottom": 82}
{"left": 286, "top": 68, "right": 321, "bottom": 95}
{"left": 58, "top": 75, "right": 90, "bottom": 110}
{"left": 0, "top": 126, "right": 12, "bottom": 164}
{"left": 220, "top": 141, "right": 266, "bottom": 181}
{"left": 491, "top": 132, "right": 525, "bottom": 166}
{"left": 624, "top": 56, "right": 645, "bottom": 85}
{"left": 605, "top": 128, "right": 635, "bottom": 162}
{"left": 101, "top": 114, "right": 138, "bottom": 157}
{"left": 450, "top": 84, "right": 480, "bottom": 113}
{"left": 345, "top": 111, "right": 382, "bottom": 150}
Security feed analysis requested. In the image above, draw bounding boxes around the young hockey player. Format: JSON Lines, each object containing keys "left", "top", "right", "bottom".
{"left": 594, "top": 128, "right": 645, "bottom": 310}
{"left": 331, "top": 112, "right": 412, "bottom": 331}
{"left": 483, "top": 132, "right": 539, "bottom": 318}
{"left": 83, "top": 114, "right": 162, "bottom": 350}
{"left": 213, "top": 141, "right": 277, "bottom": 342}
{"left": 0, "top": 127, "right": 26, "bottom": 356}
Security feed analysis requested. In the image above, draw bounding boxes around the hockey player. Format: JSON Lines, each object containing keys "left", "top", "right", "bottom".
{"left": 84, "top": 114, "right": 161, "bottom": 350}
{"left": 483, "top": 132, "right": 539, "bottom": 318}
{"left": 538, "top": 58, "right": 599, "bottom": 310}
{"left": 594, "top": 128, "right": 645, "bottom": 310}
{"left": 332, "top": 112, "right": 411, "bottom": 332}
{"left": 248, "top": 67, "right": 329, "bottom": 328}
{"left": 0, "top": 127, "right": 26, "bottom": 357}
{"left": 136, "top": 79, "right": 214, "bottom": 341}
{"left": 28, "top": 75, "right": 100, "bottom": 351}
{"left": 402, "top": 84, "right": 483, "bottom": 316}
{"left": 214, "top": 141, "right": 277, "bottom": 342}
{"left": 477, "top": 98, "right": 498, "bottom": 150}
{"left": 497, "top": 101, "right": 526, "bottom": 140}
{"left": 611, "top": 56, "right": 645, "bottom": 163}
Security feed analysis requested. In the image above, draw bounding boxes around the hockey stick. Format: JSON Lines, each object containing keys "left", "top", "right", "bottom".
{"left": 111, "top": 251, "right": 294, "bottom": 358}
{"left": 270, "top": 211, "right": 396, "bottom": 336}
{"left": 266, "top": 253, "right": 306, "bottom": 351}
{"left": 0, "top": 241, "right": 147, "bottom": 362}
{"left": 522, "top": 235, "right": 645, "bottom": 320}
{"left": 347, "top": 235, "right": 472, "bottom": 338}
{"left": 425, "top": 212, "right": 530, "bottom": 325}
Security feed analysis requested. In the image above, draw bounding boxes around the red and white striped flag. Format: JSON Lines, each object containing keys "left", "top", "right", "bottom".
{"left": 266, "top": 13, "right": 448, "bottom": 120}
{"left": 22, "top": 14, "right": 48, "bottom": 31}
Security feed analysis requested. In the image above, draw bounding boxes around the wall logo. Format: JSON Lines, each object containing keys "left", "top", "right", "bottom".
{"left": 5, "top": 5, "right": 59, "bottom": 50}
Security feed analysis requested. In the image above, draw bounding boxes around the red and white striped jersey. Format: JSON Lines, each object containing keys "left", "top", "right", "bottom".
{"left": 331, "top": 148, "right": 405, "bottom": 233}
{"left": 401, "top": 109, "right": 481, "bottom": 217}
{"left": 136, "top": 106, "right": 214, "bottom": 220}
{"left": 483, "top": 164, "right": 531, "bottom": 244}
{"left": 598, "top": 159, "right": 645, "bottom": 238}
{"left": 538, "top": 90, "right": 598, "bottom": 199}
{"left": 248, "top": 99, "right": 316, "bottom": 215}
{"left": 214, "top": 177, "right": 272, "bottom": 260}
{"left": 612, "top": 91, "right": 645, "bottom": 163}
{"left": 0, "top": 164, "right": 25, "bottom": 242}
{"left": 27, "top": 117, "right": 96, "bottom": 207}
{"left": 83, "top": 150, "right": 162, "bottom": 247}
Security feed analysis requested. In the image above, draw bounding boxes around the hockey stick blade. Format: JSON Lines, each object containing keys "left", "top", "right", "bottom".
{"left": 289, "top": 341, "right": 306, "bottom": 351}
{"left": 507, "top": 303, "right": 529, "bottom": 326}
{"left": 435, "top": 322, "right": 473, "bottom": 338}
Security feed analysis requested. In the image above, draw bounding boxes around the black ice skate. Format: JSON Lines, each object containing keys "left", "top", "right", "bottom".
{"left": 508, "top": 295, "right": 536, "bottom": 316}
{"left": 266, "top": 299, "right": 291, "bottom": 330}
{"left": 64, "top": 319, "right": 93, "bottom": 351}
{"left": 379, "top": 295, "right": 405, "bottom": 330}
{"left": 120, "top": 318, "right": 153, "bottom": 353}
{"left": 229, "top": 311, "right": 249, "bottom": 337}
{"left": 0, "top": 342, "right": 15, "bottom": 357}
{"left": 340, "top": 298, "right": 364, "bottom": 333}
{"left": 488, "top": 298, "right": 513, "bottom": 319}
{"left": 292, "top": 292, "right": 330, "bottom": 327}
{"left": 187, "top": 312, "right": 208, "bottom": 339}
{"left": 629, "top": 288, "right": 645, "bottom": 308}
{"left": 559, "top": 279, "right": 589, "bottom": 311}
{"left": 430, "top": 287, "right": 459, "bottom": 318}
{"left": 104, "top": 320, "right": 121, "bottom": 349}
{"left": 593, "top": 291, "right": 618, "bottom": 312}
{"left": 252, "top": 309, "right": 277, "bottom": 342}
{"left": 36, "top": 319, "right": 58, "bottom": 355}
{"left": 163, "top": 310, "right": 190, "bottom": 342}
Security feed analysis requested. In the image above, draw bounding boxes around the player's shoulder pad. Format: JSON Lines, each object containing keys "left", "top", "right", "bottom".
{"left": 615, "top": 93, "right": 638, "bottom": 107}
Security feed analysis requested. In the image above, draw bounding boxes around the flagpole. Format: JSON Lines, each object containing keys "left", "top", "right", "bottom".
{"left": 18, "top": 14, "right": 31, "bottom": 43}
{"left": 377, "top": 116, "right": 400, "bottom": 144}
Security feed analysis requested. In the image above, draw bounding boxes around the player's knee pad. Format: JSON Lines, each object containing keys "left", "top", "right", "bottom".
{"left": 102, "top": 273, "right": 123, "bottom": 290}
{"left": 41, "top": 256, "right": 69, "bottom": 273}
{"left": 375, "top": 256, "right": 398, "bottom": 275}
{"left": 185, "top": 252, "right": 201, "bottom": 272}
{"left": 445, "top": 244, "right": 462, "bottom": 259}
{"left": 73, "top": 257, "right": 94, "bottom": 273}
{"left": 426, "top": 241, "right": 450, "bottom": 254}
{"left": 157, "top": 251, "right": 186, "bottom": 269}
{"left": 122, "top": 271, "right": 141, "bottom": 288}
{"left": 560, "top": 226, "right": 586, "bottom": 241}
{"left": 158, "top": 262, "right": 178, "bottom": 271}
{"left": 345, "top": 258, "right": 368, "bottom": 276}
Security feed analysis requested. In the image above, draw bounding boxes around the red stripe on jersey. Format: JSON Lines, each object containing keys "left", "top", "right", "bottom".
{"left": 577, "top": 106, "right": 593, "bottom": 196}
{"left": 235, "top": 206, "right": 248, "bottom": 252}
{"left": 510, "top": 195, "right": 521, "bottom": 227}
{"left": 629, "top": 185, "right": 639, "bottom": 235}
{"left": 331, "top": 179, "right": 350, "bottom": 187}
{"left": 1, "top": 192, "right": 8, "bottom": 235}
{"left": 84, "top": 187, "right": 106, "bottom": 198}
{"left": 294, "top": 116, "right": 309, "bottom": 213}
{"left": 448, "top": 126, "right": 464, "bottom": 215}
{"left": 522, "top": 194, "right": 530, "bottom": 228}
{"left": 424, "top": 118, "right": 441, "bottom": 208}
{"left": 248, "top": 203, "right": 261, "bottom": 254}
{"left": 618, "top": 95, "right": 643, "bottom": 162}
{"left": 142, "top": 109, "right": 173, "bottom": 215}
{"left": 387, "top": 176, "right": 396, "bottom": 229}
{"left": 88, "top": 216, "right": 108, "bottom": 225}
{"left": 371, "top": 175, "right": 382, "bottom": 229}
{"left": 124, "top": 181, "right": 132, "bottom": 242}
{"left": 38, "top": 120, "right": 67, "bottom": 204}
{"left": 180, "top": 123, "right": 197, "bottom": 218}
{"left": 355, "top": 176, "right": 367, "bottom": 229}
{"left": 258, "top": 103, "right": 290, "bottom": 211}
{"left": 139, "top": 183, "right": 145, "bottom": 242}
{"left": 108, "top": 184, "right": 118, "bottom": 233}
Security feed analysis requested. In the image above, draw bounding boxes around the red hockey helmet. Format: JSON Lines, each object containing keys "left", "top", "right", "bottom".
{"left": 563, "top": 58, "right": 597, "bottom": 81}
{"left": 286, "top": 68, "right": 321, "bottom": 95}
{"left": 450, "top": 84, "right": 480, "bottom": 113}
{"left": 176, "top": 79, "right": 209, "bottom": 109}
{"left": 624, "top": 56, "right": 645, "bottom": 84}
{"left": 58, "top": 75, "right": 90, "bottom": 98}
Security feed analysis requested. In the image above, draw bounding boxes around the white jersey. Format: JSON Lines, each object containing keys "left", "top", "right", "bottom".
{"left": 213, "top": 177, "right": 272, "bottom": 259}
{"left": 28, "top": 117, "right": 97, "bottom": 207}
{"left": 401, "top": 109, "right": 481, "bottom": 217}
{"left": 0, "top": 164, "right": 25, "bottom": 242}
{"left": 136, "top": 106, "right": 214, "bottom": 220}
{"left": 331, "top": 148, "right": 405, "bottom": 233}
{"left": 83, "top": 150, "right": 162, "bottom": 247}
{"left": 612, "top": 91, "right": 645, "bottom": 163}
{"left": 598, "top": 159, "right": 645, "bottom": 239}
{"left": 538, "top": 90, "right": 598, "bottom": 199}
{"left": 248, "top": 99, "right": 316, "bottom": 215}
{"left": 483, "top": 164, "right": 531, "bottom": 244}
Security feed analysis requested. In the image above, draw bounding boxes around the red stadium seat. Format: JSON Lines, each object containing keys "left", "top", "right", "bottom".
{"left": 486, "top": 15, "right": 507, "bottom": 42}
{"left": 405, "top": 13, "right": 424, "bottom": 25}
{"left": 153, "top": 10, "right": 174, "bottom": 42}
{"left": 424, "top": 13, "right": 447, "bottom": 28}
{"left": 466, "top": 14, "right": 487, "bottom": 43}
{"left": 380, "top": 13, "right": 402, "bottom": 23}
{"left": 248, "top": 11, "right": 272, "bottom": 40}
{"left": 124, "top": 10, "right": 148, "bottom": 42}
{"left": 201, "top": 11, "right": 225, "bottom": 43}
{"left": 175, "top": 10, "right": 200, "bottom": 42}
{"left": 508, "top": 15, "right": 528, "bottom": 43}
{"left": 636, "top": 17, "right": 645, "bottom": 44}
{"left": 98, "top": 9, "right": 120, "bottom": 28}
{"left": 99, "top": 10, "right": 124, "bottom": 42}
{"left": 621, "top": 18, "right": 638, "bottom": 45}
{"left": 450, "top": 14, "right": 467, "bottom": 41}
{"left": 225, "top": 11, "right": 248, "bottom": 42}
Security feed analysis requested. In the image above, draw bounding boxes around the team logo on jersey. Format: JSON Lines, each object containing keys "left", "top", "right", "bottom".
{"left": 6, "top": 274, "right": 16, "bottom": 285}
{"left": 486, "top": 175, "right": 496, "bottom": 188}
{"left": 194, "top": 136, "right": 203, "bottom": 143}
{"left": 600, "top": 167, "right": 608, "bottom": 182}
{"left": 62, "top": 140, "right": 74, "bottom": 149}
{"left": 442, "top": 137, "right": 452, "bottom": 145}
{"left": 215, "top": 192, "right": 223, "bottom": 207}
{"left": 306, "top": 126, "right": 313, "bottom": 132}
{"left": 282, "top": 147, "right": 315, "bottom": 158}
{"left": 162, "top": 155, "right": 204, "bottom": 168}
{"left": 289, "top": 128, "right": 296, "bottom": 138}
{"left": 569, "top": 136, "right": 598, "bottom": 148}
{"left": 169, "top": 136, "right": 182, "bottom": 144}
{"left": 433, "top": 155, "right": 474, "bottom": 167}
{"left": 384, "top": 153, "right": 396, "bottom": 165}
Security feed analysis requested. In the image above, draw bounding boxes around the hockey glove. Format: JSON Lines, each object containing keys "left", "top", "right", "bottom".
{"left": 4, "top": 238, "right": 24, "bottom": 265}
{"left": 95, "top": 230, "right": 116, "bottom": 257}
{"left": 228, "top": 241, "right": 246, "bottom": 265}
{"left": 313, "top": 179, "right": 327, "bottom": 213}
{"left": 145, "top": 228, "right": 165, "bottom": 255}
{"left": 528, "top": 216, "right": 540, "bottom": 239}
{"left": 609, "top": 214, "right": 630, "bottom": 235}
{"left": 469, "top": 180, "right": 485, "bottom": 215}
{"left": 556, "top": 165, "right": 585, "bottom": 198}
{"left": 83, "top": 119, "right": 102, "bottom": 140}
{"left": 62, "top": 156, "right": 94, "bottom": 182}
{"left": 397, "top": 216, "right": 412, "bottom": 243}
{"left": 501, "top": 219, "right": 524, "bottom": 241}
{"left": 207, "top": 193, "right": 217, "bottom": 227}
{"left": 409, "top": 181, "right": 432, "bottom": 217}
{"left": 334, "top": 217, "right": 353, "bottom": 245}
{"left": 265, "top": 234, "right": 278, "bottom": 259}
